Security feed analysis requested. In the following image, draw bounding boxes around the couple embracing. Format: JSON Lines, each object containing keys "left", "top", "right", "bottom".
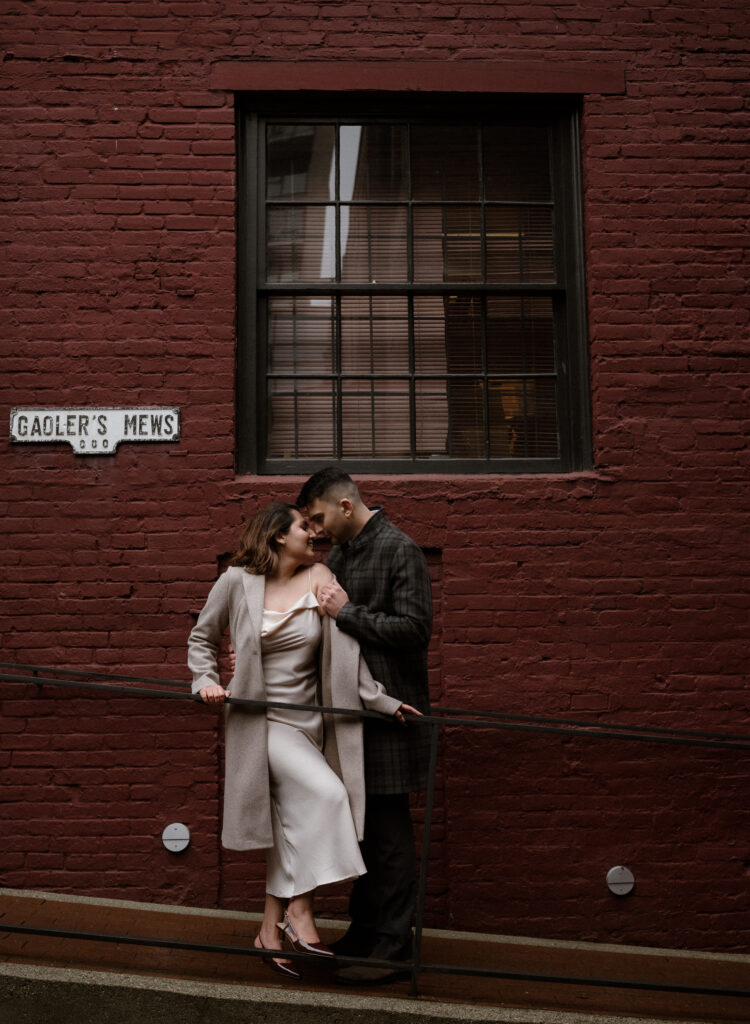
{"left": 188, "top": 467, "right": 433, "bottom": 985}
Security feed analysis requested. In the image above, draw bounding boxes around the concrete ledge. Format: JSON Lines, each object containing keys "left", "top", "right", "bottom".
{"left": 0, "top": 963, "right": 696, "bottom": 1024}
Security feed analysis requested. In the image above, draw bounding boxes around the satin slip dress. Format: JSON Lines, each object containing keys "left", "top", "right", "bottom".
{"left": 261, "top": 571, "right": 366, "bottom": 898}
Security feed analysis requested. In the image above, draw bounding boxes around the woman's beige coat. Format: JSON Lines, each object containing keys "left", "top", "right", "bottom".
{"left": 188, "top": 566, "right": 401, "bottom": 851}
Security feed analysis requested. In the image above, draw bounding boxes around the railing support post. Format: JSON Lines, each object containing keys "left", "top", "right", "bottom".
{"left": 410, "top": 718, "right": 440, "bottom": 997}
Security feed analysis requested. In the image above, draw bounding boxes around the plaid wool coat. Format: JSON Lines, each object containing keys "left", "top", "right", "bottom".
{"left": 327, "top": 509, "right": 433, "bottom": 794}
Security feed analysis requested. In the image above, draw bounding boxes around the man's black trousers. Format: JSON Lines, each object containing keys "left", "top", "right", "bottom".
{"left": 348, "top": 792, "right": 416, "bottom": 961}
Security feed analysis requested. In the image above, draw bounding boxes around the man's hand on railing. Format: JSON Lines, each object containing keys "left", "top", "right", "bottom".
{"left": 395, "top": 703, "right": 422, "bottom": 726}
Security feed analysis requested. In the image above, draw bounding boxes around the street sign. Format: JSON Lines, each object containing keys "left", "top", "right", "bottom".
{"left": 9, "top": 407, "right": 180, "bottom": 455}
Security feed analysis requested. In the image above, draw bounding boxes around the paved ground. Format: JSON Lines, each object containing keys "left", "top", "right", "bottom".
{"left": 1, "top": 889, "right": 748, "bottom": 1024}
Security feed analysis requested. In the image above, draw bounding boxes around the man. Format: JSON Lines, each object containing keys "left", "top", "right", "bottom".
{"left": 296, "top": 466, "right": 433, "bottom": 985}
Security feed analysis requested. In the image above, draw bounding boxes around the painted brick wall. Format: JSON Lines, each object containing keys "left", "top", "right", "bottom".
{"left": 1, "top": 1, "right": 748, "bottom": 952}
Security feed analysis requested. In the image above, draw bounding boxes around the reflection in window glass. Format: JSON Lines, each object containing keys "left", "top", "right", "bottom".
{"left": 341, "top": 297, "right": 409, "bottom": 374}
{"left": 486, "top": 297, "right": 556, "bottom": 374}
{"left": 266, "top": 205, "right": 335, "bottom": 283}
{"left": 267, "top": 378, "right": 335, "bottom": 459}
{"left": 483, "top": 125, "right": 551, "bottom": 202}
{"left": 413, "top": 206, "right": 482, "bottom": 282}
{"left": 411, "top": 125, "right": 479, "bottom": 201}
{"left": 266, "top": 124, "right": 335, "bottom": 200}
{"left": 351, "top": 125, "right": 408, "bottom": 201}
{"left": 486, "top": 207, "right": 555, "bottom": 282}
{"left": 341, "top": 382, "right": 411, "bottom": 458}
{"left": 341, "top": 206, "right": 408, "bottom": 283}
{"left": 268, "top": 296, "right": 334, "bottom": 374}
{"left": 414, "top": 296, "right": 448, "bottom": 374}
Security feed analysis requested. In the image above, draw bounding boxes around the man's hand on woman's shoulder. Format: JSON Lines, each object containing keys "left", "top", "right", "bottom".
{"left": 318, "top": 575, "right": 349, "bottom": 618}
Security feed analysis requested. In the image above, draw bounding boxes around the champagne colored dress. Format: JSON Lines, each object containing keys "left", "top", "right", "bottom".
{"left": 262, "top": 578, "right": 366, "bottom": 898}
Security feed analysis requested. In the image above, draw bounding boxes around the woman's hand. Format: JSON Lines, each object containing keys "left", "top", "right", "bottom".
{"left": 199, "top": 684, "right": 231, "bottom": 705}
{"left": 394, "top": 703, "right": 422, "bottom": 725}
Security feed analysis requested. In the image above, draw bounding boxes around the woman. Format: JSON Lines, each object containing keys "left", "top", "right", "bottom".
{"left": 188, "top": 502, "right": 416, "bottom": 979}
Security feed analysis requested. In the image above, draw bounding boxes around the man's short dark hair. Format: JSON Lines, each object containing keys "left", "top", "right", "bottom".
{"left": 296, "top": 466, "right": 359, "bottom": 508}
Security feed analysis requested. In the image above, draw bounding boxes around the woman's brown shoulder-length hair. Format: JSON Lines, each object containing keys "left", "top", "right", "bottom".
{"left": 228, "top": 502, "right": 299, "bottom": 576}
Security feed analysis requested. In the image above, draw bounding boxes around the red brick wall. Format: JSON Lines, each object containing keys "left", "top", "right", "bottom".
{"left": 2, "top": 2, "right": 749, "bottom": 953}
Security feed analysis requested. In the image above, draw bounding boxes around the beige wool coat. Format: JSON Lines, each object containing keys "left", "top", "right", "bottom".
{"left": 188, "top": 566, "right": 401, "bottom": 851}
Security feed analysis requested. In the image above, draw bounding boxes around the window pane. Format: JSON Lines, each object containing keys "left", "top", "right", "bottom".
{"left": 489, "top": 378, "right": 559, "bottom": 458}
{"left": 348, "top": 124, "right": 408, "bottom": 200}
{"left": 414, "top": 296, "right": 487, "bottom": 373}
{"left": 267, "top": 378, "right": 335, "bottom": 458}
{"left": 266, "top": 205, "right": 335, "bottom": 282}
{"left": 483, "top": 125, "right": 552, "bottom": 202}
{"left": 268, "top": 296, "right": 334, "bottom": 374}
{"left": 413, "top": 206, "right": 482, "bottom": 282}
{"left": 521, "top": 378, "right": 559, "bottom": 458}
{"left": 415, "top": 379, "right": 448, "bottom": 457}
{"left": 340, "top": 205, "right": 408, "bottom": 282}
{"left": 266, "top": 124, "right": 335, "bottom": 200}
{"left": 414, "top": 296, "right": 447, "bottom": 373}
{"left": 486, "top": 296, "right": 555, "bottom": 373}
{"left": 444, "top": 378, "right": 485, "bottom": 458}
{"left": 445, "top": 295, "right": 483, "bottom": 373}
{"left": 341, "top": 379, "right": 411, "bottom": 457}
{"left": 341, "top": 296, "right": 409, "bottom": 373}
{"left": 411, "top": 125, "right": 479, "bottom": 200}
{"left": 485, "top": 206, "right": 555, "bottom": 282}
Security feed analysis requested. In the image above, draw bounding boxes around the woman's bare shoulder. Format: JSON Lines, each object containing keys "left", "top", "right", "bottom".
{"left": 309, "top": 562, "right": 333, "bottom": 613}
{"left": 310, "top": 561, "right": 334, "bottom": 585}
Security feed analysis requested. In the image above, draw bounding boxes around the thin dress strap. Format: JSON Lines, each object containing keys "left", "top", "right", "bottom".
{"left": 308, "top": 565, "right": 313, "bottom": 591}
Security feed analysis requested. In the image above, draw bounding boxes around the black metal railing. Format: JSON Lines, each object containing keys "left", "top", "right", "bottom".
{"left": 1, "top": 661, "right": 749, "bottom": 1003}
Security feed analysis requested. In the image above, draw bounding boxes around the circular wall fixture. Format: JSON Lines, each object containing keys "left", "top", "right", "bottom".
{"left": 606, "top": 865, "right": 635, "bottom": 896}
{"left": 162, "top": 822, "right": 191, "bottom": 853}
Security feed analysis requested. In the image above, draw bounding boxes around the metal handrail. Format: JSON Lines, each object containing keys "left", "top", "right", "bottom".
{"left": 1, "top": 661, "right": 749, "bottom": 1002}
{"left": 2, "top": 664, "right": 748, "bottom": 748}
{"left": 1, "top": 921, "right": 748, "bottom": 1000}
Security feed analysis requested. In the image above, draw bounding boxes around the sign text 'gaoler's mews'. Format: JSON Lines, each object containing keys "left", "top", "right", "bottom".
{"left": 9, "top": 407, "right": 180, "bottom": 455}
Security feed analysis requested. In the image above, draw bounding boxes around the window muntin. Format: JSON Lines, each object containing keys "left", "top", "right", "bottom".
{"left": 240, "top": 103, "right": 589, "bottom": 473}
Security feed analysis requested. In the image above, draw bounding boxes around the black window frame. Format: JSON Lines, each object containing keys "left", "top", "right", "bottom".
{"left": 236, "top": 93, "right": 591, "bottom": 475}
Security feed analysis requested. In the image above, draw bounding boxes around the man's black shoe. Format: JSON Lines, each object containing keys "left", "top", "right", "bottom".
{"left": 334, "top": 937, "right": 412, "bottom": 986}
{"left": 334, "top": 959, "right": 411, "bottom": 986}
{"left": 330, "top": 928, "right": 376, "bottom": 958}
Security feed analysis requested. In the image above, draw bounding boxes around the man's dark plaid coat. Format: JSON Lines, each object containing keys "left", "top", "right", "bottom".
{"left": 327, "top": 509, "right": 433, "bottom": 794}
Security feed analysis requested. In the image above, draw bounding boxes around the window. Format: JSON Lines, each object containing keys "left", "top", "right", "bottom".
{"left": 237, "top": 96, "right": 590, "bottom": 474}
